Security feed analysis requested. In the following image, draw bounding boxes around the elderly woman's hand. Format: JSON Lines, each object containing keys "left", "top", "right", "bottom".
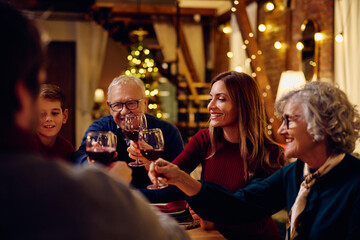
{"left": 108, "top": 161, "right": 133, "bottom": 185}
{"left": 127, "top": 140, "right": 151, "bottom": 169}
{"left": 148, "top": 159, "right": 181, "bottom": 186}
{"left": 148, "top": 159, "right": 202, "bottom": 197}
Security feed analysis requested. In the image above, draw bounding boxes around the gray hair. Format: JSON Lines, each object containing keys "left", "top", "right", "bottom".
{"left": 107, "top": 75, "right": 146, "bottom": 101}
{"left": 275, "top": 81, "right": 360, "bottom": 154}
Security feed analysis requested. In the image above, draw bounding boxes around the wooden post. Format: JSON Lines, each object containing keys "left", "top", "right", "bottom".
{"left": 231, "top": 0, "right": 283, "bottom": 143}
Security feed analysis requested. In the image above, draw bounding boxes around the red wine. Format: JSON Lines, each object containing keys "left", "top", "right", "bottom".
{"left": 86, "top": 147, "right": 116, "bottom": 166}
{"left": 140, "top": 149, "right": 164, "bottom": 161}
{"left": 124, "top": 130, "right": 139, "bottom": 141}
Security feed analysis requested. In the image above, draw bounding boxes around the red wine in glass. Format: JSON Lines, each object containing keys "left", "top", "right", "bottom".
{"left": 85, "top": 131, "right": 117, "bottom": 166}
{"left": 124, "top": 113, "right": 147, "bottom": 167}
{"left": 140, "top": 149, "right": 164, "bottom": 161}
{"left": 86, "top": 146, "right": 116, "bottom": 166}
{"left": 124, "top": 129, "right": 139, "bottom": 142}
{"left": 138, "top": 128, "right": 167, "bottom": 190}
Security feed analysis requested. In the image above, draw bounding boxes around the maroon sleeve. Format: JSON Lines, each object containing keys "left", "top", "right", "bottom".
{"left": 172, "top": 129, "right": 210, "bottom": 174}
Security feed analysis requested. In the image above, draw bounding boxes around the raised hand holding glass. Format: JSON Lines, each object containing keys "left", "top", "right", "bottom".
{"left": 138, "top": 128, "right": 166, "bottom": 190}
{"left": 86, "top": 131, "right": 117, "bottom": 166}
{"left": 124, "top": 113, "right": 147, "bottom": 167}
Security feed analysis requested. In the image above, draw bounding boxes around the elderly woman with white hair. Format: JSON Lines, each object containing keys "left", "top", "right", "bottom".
{"left": 149, "top": 81, "right": 360, "bottom": 240}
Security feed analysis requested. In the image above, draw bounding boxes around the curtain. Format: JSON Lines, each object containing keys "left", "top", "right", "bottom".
{"left": 153, "top": 20, "right": 177, "bottom": 75}
{"left": 75, "top": 22, "right": 108, "bottom": 147}
{"left": 153, "top": 20, "right": 205, "bottom": 82}
{"left": 334, "top": 0, "right": 360, "bottom": 153}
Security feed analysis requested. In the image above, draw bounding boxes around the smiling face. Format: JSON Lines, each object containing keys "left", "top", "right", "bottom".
{"left": 37, "top": 98, "right": 68, "bottom": 139}
{"left": 277, "top": 100, "right": 317, "bottom": 160}
{"left": 208, "top": 80, "right": 238, "bottom": 134}
{"left": 107, "top": 82, "right": 147, "bottom": 130}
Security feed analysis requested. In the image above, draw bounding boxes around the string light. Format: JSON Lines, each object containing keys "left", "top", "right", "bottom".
{"left": 235, "top": 66, "right": 243, "bottom": 72}
{"left": 335, "top": 33, "right": 344, "bottom": 42}
{"left": 274, "top": 41, "right": 282, "bottom": 49}
{"left": 296, "top": 42, "right": 304, "bottom": 50}
{"left": 258, "top": 24, "right": 266, "bottom": 32}
{"left": 222, "top": 26, "right": 232, "bottom": 34}
{"left": 314, "top": 32, "right": 323, "bottom": 41}
{"left": 234, "top": 0, "right": 239, "bottom": 5}
{"left": 264, "top": 1, "right": 275, "bottom": 12}
{"left": 249, "top": 33, "right": 254, "bottom": 37}
{"left": 231, "top": 7, "right": 236, "bottom": 12}
{"left": 227, "top": 51, "right": 234, "bottom": 58}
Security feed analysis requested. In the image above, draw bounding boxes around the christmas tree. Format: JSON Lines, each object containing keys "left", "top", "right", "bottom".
{"left": 125, "top": 28, "right": 163, "bottom": 118}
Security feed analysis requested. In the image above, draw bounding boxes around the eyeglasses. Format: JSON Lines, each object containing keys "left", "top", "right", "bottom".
{"left": 109, "top": 99, "right": 144, "bottom": 112}
{"left": 281, "top": 114, "right": 301, "bottom": 129}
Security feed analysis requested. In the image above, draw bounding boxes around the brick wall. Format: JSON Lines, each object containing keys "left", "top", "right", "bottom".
{"left": 257, "top": 0, "right": 334, "bottom": 96}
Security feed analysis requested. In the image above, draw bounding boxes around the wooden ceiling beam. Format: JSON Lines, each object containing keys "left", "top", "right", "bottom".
{"left": 93, "top": 3, "right": 217, "bottom": 16}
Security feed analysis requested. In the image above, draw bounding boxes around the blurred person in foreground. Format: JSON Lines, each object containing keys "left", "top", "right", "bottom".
{"left": 130, "top": 71, "right": 284, "bottom": 239}
{"left": 35, "top": 83, "right": 74, "bottom": 162}
{"left": 149, "top": 81, "right": 360, "bottom": 240}
{"left": 0, "top": 2, "right": 188, "bottom": 239}
{"left": 73, "top": 75, "right": 184, "bottom": 188}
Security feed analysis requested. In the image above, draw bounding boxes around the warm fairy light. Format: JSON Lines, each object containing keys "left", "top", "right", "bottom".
{"left": 335, "top": 33, "right": 344, "bottom": 42}
{"left": 242, "top": 45, "right": 247, "bottom": 49}
{"left": 234, "top": 0, "right": 239, "bottom": 5}
{"left": 235, "top": 66, "right": 243, "bottom": 72}
{"left": 244, "top": 40, "right": 249, "bottom": 44}
{"left": 256, "top": 67, "right": 262, "bottom": 72}
{"left": 144, "top": 49, "right": 150, "bottom": 55}
{"left": 296, "top": 42, "right": 304, "bottom": 50}
{"left": 309, "top": 61, "right": 317, "bottom": 67}
{"left": 231, "top": 7, "right": 236, "bottom": 12}
{"left": 227, "top": 51, "right": 234, "bottom": 58}
{"left": 258, "top": 24, "right": 266, "bottom": 32}
{"left": 251, "top": 54, "right": 256, "bottom": 59}
{"left": 257, "top": 50, "right": 262, "bottom": 55}
{"left": 249, "top": 33, "right": 254, "bottom": 37}
{"left": 161, "top": 63, "right": 168, "bottom": 69}
{"left": 274, "top": 41, "right": 282, "bottom": 49}
{"left": 222, "top": 26, "right": 232, "bottom": 34}
{"left": 314, "top": 32, "right": 323, "bottom": 41}
{"left": 301, "top": 24, "right": 306, "bottom": 31}
{"left": 251, "top": 72, "right": 257, "bottom": 77}
{"left": 264, "top": 1, "right": 275, "bottom": 12}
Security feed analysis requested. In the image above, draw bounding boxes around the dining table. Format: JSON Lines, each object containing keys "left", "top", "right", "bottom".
{"left": 186, "top": 227, "right": 226, "bottom": 240}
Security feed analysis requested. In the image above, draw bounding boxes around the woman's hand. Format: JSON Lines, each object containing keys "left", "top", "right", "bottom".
{"left": 127, "top": 140, "right": 151, "bottom": 169}
{"left": 108, "top": 161, "right": 133, "bottom": 185}
{"left": 148, "top": 159, "right": 202, "bottom": 196}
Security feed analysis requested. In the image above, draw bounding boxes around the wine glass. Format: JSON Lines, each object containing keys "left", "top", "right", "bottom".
{"left": 86, "top": 131, "right": 117, "bottom": 166}
{"left": 138, "top": 128, "right": 166, "bottom": 190}
{"left": 124, "top": 113, "right": 147, "bottom": 167}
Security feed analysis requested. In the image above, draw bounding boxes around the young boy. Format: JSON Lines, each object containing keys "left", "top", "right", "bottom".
{"left": 35, "top": 84, "right": 74, "bottom": 162}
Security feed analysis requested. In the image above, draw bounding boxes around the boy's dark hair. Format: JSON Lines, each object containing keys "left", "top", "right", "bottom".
{"left": 0, "top": 2, "right": 46, "bottom": 128}
{"left": 40, "top": 84, "right": 66, "bottom": 111}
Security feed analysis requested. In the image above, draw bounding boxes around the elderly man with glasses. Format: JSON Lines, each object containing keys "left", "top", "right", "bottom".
{"left": 73, "top": 75, "right": 184, "bottom": 188}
